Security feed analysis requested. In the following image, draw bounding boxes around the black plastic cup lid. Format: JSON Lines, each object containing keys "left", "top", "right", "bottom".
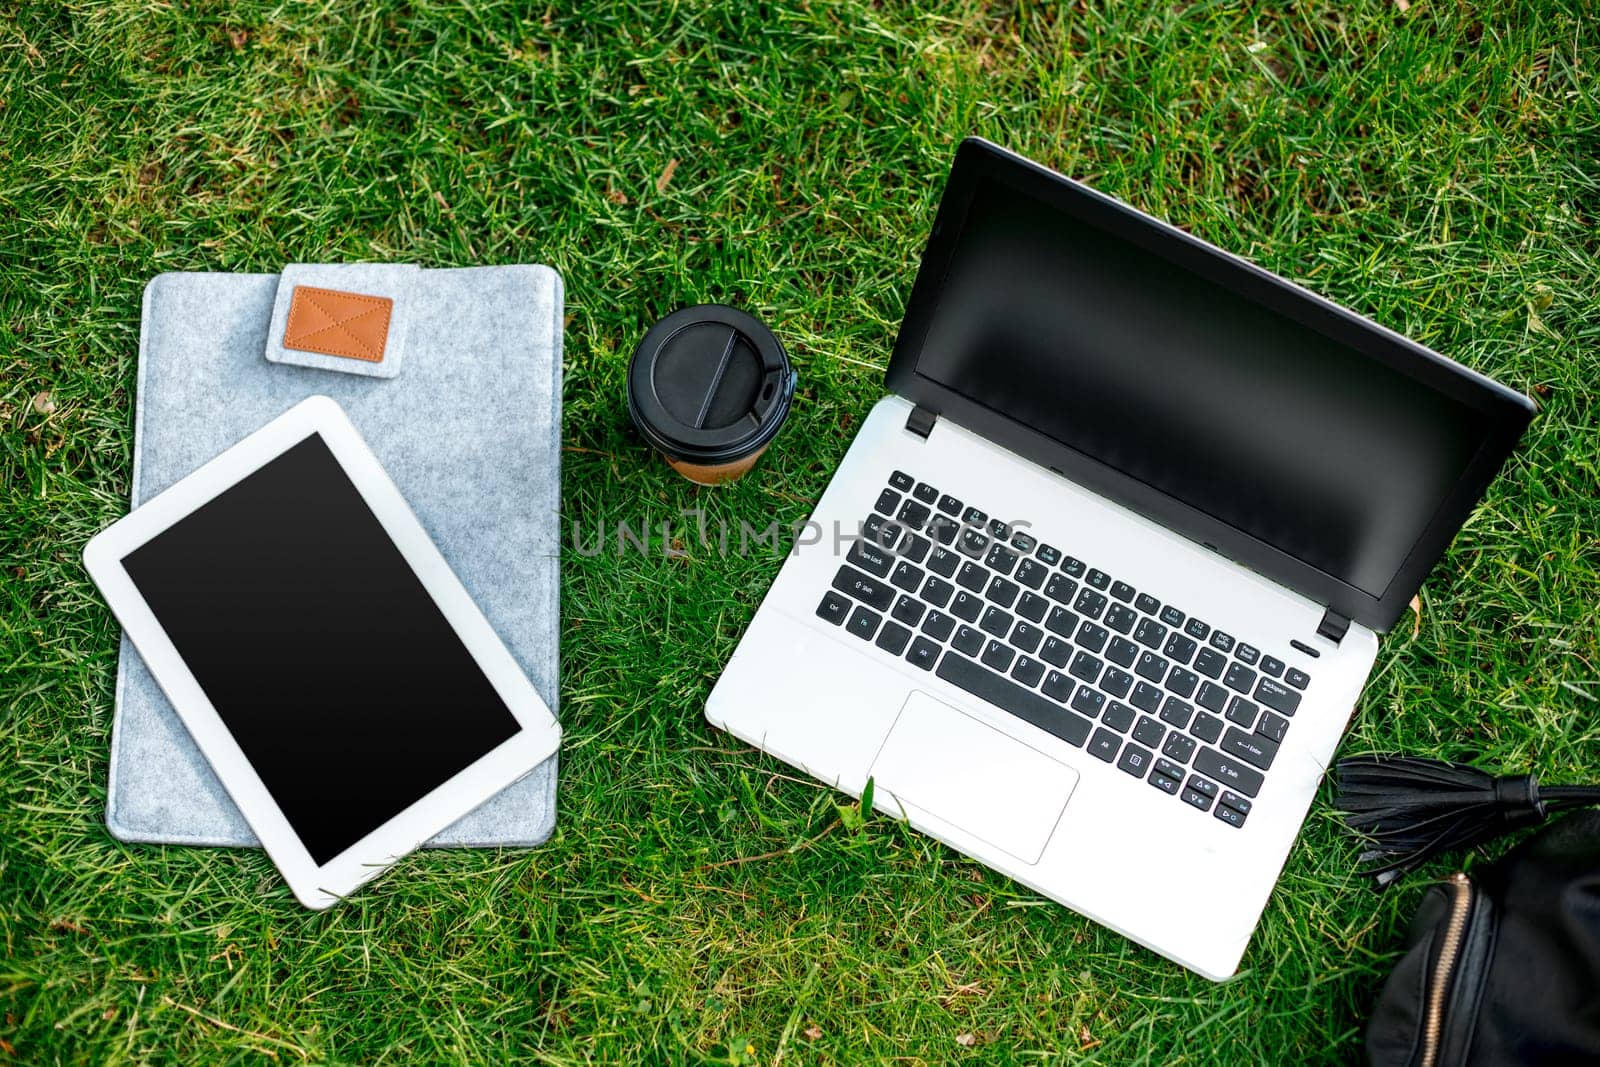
{"left": 627, "top": 304, "right": 796, "bottom": 465}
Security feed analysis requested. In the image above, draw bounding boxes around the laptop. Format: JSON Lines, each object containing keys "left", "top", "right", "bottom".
{"left": 706, "top": 138, "right": 1534, "bottom": 980}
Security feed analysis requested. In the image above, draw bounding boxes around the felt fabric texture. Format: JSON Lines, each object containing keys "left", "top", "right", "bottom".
{"left": 265, "top": 263, "right": 420, "bottom": 379}
{"left": 106, "top": 265, "right": 562, "bottom": 848}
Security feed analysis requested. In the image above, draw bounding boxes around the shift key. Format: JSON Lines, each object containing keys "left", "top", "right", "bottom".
{"left": 832, "top": 564, "right": 895, "bottom": 611}
{"left": 1193, "top": 746, "right": 1265, "bottom": 797}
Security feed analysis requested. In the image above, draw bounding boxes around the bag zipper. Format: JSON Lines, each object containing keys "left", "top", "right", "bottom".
{"left": 1419, "top": 873, "right": 1474, "bottom": 1067}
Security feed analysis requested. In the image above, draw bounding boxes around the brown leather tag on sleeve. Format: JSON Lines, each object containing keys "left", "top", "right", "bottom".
{"left": 283, "top": 285, "right": 393, "bottom": 363}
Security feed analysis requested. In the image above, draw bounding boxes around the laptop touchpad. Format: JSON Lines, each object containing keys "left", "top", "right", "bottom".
{"left": 869, "top": 692, "right": 1078, "bottom": 865}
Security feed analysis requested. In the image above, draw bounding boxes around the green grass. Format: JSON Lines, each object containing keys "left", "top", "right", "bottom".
{"left": 3, "top": 0, "right": 1597, "bottom": 1062}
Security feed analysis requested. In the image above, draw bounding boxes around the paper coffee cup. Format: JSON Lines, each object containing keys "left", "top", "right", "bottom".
{"left": 626, "top": 305, "right": 796, "bottom": 486}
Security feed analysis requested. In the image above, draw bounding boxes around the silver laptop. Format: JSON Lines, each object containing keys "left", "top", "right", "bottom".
{"left": 706, "top": 138, "right": 1533, "bottom": 980}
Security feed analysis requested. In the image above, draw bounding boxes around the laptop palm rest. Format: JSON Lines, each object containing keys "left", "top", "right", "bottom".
{"left": 869, "top": 692, "right": 1079, "bottom": 865}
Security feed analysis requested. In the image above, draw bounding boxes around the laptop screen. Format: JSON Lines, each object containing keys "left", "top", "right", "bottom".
{"left": 911, "top": 175, "right": 1494, "bottom": 600}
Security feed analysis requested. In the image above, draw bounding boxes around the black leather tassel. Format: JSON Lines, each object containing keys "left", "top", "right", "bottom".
{"left": 1333, "top": 755, "right": 1600, "bottom": 887}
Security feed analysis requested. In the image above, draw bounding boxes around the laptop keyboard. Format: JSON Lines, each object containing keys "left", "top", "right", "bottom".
{"left": 816, "top": 470, "right": 1314, "bottom": 830}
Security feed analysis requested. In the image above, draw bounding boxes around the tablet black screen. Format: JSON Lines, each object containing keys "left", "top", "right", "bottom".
{"left": 122, "top": 432, "right": 521, "bottom": 864}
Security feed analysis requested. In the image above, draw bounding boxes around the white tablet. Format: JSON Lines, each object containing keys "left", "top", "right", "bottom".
{"left": 84, "top": 395, "right": 560, "bottom": 909}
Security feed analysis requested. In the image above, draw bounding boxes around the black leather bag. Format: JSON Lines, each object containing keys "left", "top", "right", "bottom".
{"left": 1366, "top": 811, "right": 1600, "bottom": 1066}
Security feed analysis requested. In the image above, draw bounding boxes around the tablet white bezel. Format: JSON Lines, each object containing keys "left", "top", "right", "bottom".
{"left": 84, "top": 395, "right": 560, "bottom": 909}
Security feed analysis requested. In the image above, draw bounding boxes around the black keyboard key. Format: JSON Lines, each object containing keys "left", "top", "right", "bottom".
{"left": 1159, "top": 696, "right": 1193, "bottom": 729}
{"left": 834, "top": 565, "right": 895, "bottom": 610}
{"left": 922, "top": 610, "right": 956, "bottom": 641}
{"left": 1162, "top": 733, "right": 1197, "bottom": 765}
{"left": 1010, "top": 530, "right": 1037, "bottom": 553}
{"left": 1159, "top": 605, "right": 1185, "bottom": 627}
{"left": 937, "top": 493, "right": 963, "bottom": 516}
{"left": 1089, "top": 728, "right": 1121, "bottom": 762}
{"left": 1166, "top": 666, "right": 1199, "bottom": 698}
{"left": 1256, "top": 711, "right": 1289, "bottom": 743}
{"left": 1132, "top": 715, "right": 1165, "bottom": 747}
{"left": 1106, "top": 636, "right": 1138, "bottom": 668}
{"left": 1187, "top": 776, "right": 1219, "bottom": 798}
{"left": 847, "top": 540, "right": 893, "bottom": 577}
{"left": 952, "top": 624, "right": 984, "bottom": 656}
{"left": 1039, "top": 637, "right": 1072, "bottom": 668}
{"left": 1149, "top": 770, "right": 1182, "bottom": 795}
{"left": 1223, "top": 661, "right": 1257, "bottom": 694}
{"left": 1045, "top": 606, "right": 1079, "bottom": 637}
{"left": 926, "top": 515, "right": 960, "bottom": 545}
{"left": 846, "top": 605, "right": 881, "bottom": 641}
{"left": 1076, "top": 621, "right": 1109, "bottom": 653}
{"left": 1135, "top": 650, "right": 1169, "bottom": 682}
{"left": 1155, "top": 756, "right": 1186, "bottom": 781}
{"left": 1011, "top": 655, "right": 1045, "bottom": 687}
{"left": 892, "top": 594, "right": 925, "bottom": 627}
{"left": 1235, "top": 643, "right": 1260, "bottom": 666}
{"left": 897, "top": 499, "right": 931, "bottom": 529}
{"left": 1194, "top": 647, "right": 1227, "bottom": 679}
{"left": 981, "top": 639, "right": 1014, "bottom": 672}
{"left": 1225, "top": 695, "right": 1258, "bottom": 729}
{"left": 861, "top": 512, "right": 897, "bottom": 549}
{"left": 1193, "top": 747, "right": 1265, "bottom": 797}
{"left": 874, "top": 488, "right": 901, "bottom": 515}
{"left": 1109, "top": 580, "right": 1135, "bottom": 603}
{"left": 1219, "top": 790, "right": 1253, "bottom": 816}
{"left": 961, "top": 504, "right": 987, "bottom": 526}
{"left": 1286, "top": 667, "right": 1311, "bottom": 690}
{"left": 1196, "top": 681, "right": 1228, "bottom": 713}
{"left": 1044, "top": 572, "right": 1078, "bottom": 605}
{"left": 951, "top": 591, "right": 982, "bottom": 622}
{"left": 1060, "top": 555, "right": 1086, "bottom": 578}
{"left": 1214, "top": 803, "right": 1246, "bottom": 828}
{"left": 1041, "top": 670, "right": 1073, "bottom": 702}
{"left": 890, "top": 560, "right": 924, "bottom": 592}
{"left": 1260, "top": 655, "right": 1285, "bottom": 678}
{"left": 958, "top": 527, "right": 989, "bottom": 559}
{"left": 1105, "top": 603, "right": 1138, "bottom": 634}
{"left": 987, "top": 518, "right": 1010, "bottom": 540}
{"left": 980, "top": 606, "right": 1014, "bottom": 638}
{"left": 1190, "top": 713, "right": 1224, "bottom": 744}
{"left": 912, "top": 481, "right": 938, "bottom": 504}
{"left": 1074, "top": 589, "right": 1108, "bottom": 619}
{"left": 1133, "top": 617, "right": 1167, "bottom": 649}
{"left": 1071, "top": 686, "right": 1105, "bottom": 718}
{"left": 1102, "top": 701, "right": 1135, "bottom": 732}
{"left": 936, "top": 652, "right": 1091, "bottom": 747}
{"left": 1220, "top": 726, "right": 1278, "bottom": 770}
{"left": 1014, "top": 558, "right": 1048, "bottom": 590}
{"left": 1011, "top": 622, "right": 1043, "bottom": 653}
{"left": 1130, "top": 681, "right": 1162, "bottom": 713}
{"left": 1184, "top": 617, "right": 1211, "bottom": 641}
{"left": 1134, "top": 592, "right": 1160, "bottom": 615}
{"left": 1209, "top": 630, "right": 1235, "bottom": 653}
{"left": 817, "top": 591, "right": 850, "bottom": 625}
{"left": 985, "top": 576, "right": 1020, "bottom": 609}
{"left": 889, "top": 471, "right": 915, "bottom": 492}
{"left": 898, "top": 532, "right": 931, "bottom": 564}
{"left": 1117, "top": 743, "right": 1153, "bottom": 777}
{"left": 1100, "top": 667, "right": 1133, "bottom": 698}
{"left": 956, "top": 561, "right": 988, "bottom": 592}
{"left": 876, "top": 621, "right": 911, "bottom": 655}
{"left": 1069, "top": 650, "right": 1103, "bottom": 684}
{"left": 1035, "top": 544, "right": 1061, "bottom": 566}
{"left": 1255, "top": 677, "right": 1302, "bottom": 715}
{"left": 985, "top": 543, "right": 1019, "bottom": 576}
{"left": 906, "top": 637, "right": 940, "bottom": 671}
{"left": 921, "top": 576, "right": 954, "bottom": 608}
{"left": 928, "top": 547, "right": 960, "bottom": 577}
{"left": 1086, "top": 568, "right": 1111, "bottom": 590}
{"left": 1181, "top": 786, "right": 1213, "bottom": 811}
{"left": 1017, "top": 592, "right": 1049, "bottom": 623}
{"left": 1163, "top": 633, "right": 1198, "bottom": 665}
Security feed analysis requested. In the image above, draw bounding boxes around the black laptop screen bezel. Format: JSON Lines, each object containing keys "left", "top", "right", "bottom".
{"left": 885, "top": 138, "right": 1534, "bottom": 634}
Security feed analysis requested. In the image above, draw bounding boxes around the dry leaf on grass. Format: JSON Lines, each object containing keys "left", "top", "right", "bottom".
{"left": 803, "top": 1024, "right": 822, "bottom": 1040}
{"left": 956, "top": 1032, "right": 979, "bottom": 1048}
{"left": 31, "top": 391, "right": 55, "bottom": 415}
{"left": 656, "top": 157, "right": 679, "bottom": 194}
{"left": 1409, "top": 594, "right": 1422, "bottom": 638}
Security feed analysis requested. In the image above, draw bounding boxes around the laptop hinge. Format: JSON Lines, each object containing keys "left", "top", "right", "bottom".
{"left": 1316, "top": 607, "right": 1351, "bottom": 645}
{"left": 905, "top": 405, "right": 937, "bottom": 439}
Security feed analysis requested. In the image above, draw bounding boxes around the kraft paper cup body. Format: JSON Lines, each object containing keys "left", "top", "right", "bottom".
{"left": 627, "top": 305, "right": 796, "bottom": 485}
